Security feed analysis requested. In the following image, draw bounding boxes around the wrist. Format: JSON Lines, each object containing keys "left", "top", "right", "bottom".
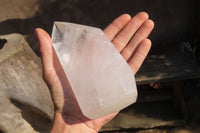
{"left": 51, "top": 112, "right": 98, "bottom": 133}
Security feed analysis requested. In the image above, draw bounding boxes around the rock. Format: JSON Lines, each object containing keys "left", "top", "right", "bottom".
{"left": 52, "top": 22, "right": 137, "bottom": 119}
{"left": 136, "top": 126, "right": 200, "bottom": 133}
{"left": 0, "top": 34, "right": 54, "bottom": 133}
{"left": 101, "top": 101, "right": 185, "bottom": 131}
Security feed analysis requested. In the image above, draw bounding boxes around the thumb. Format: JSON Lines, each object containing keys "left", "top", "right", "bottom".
{"left": 35, "top": 28, "right": 54, "bottom": 75}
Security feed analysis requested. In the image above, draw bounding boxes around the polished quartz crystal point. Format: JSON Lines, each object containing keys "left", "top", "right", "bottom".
{"left": 51, "top": 22, "right": 137, "bottom": 119}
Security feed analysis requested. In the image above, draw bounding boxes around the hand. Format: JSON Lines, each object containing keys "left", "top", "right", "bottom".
{"left": 35, "top": 12, "right": 154, "bottom": 133}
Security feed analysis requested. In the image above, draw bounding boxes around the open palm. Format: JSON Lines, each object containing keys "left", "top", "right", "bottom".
{"left": 35, "top": 12, "right": 154, "bottom": 133}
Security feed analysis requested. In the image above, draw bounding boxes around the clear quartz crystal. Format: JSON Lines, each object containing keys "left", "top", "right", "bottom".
{"left": 51, "top": 22, "right": 137, "bottom": 119}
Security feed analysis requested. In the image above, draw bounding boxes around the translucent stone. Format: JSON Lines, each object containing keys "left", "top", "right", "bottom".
{"left": 51, "top": 22, "right": 137, "bottom": 119}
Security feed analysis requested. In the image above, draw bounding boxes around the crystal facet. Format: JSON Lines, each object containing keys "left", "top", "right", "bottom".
{"left": 51, "top": 22, "right": 137, "bottom": 119}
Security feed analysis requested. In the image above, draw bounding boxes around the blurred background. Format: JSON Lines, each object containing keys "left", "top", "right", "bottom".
{"left": 0, "top": 0, "right": 200, "bottom": 133}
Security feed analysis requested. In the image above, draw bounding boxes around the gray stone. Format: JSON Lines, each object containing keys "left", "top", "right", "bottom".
{"left": 0, "top": 34, "right": 54, "bottom": 133}
{"left": 101, "top": 101, "right": 185, "bottom": 131}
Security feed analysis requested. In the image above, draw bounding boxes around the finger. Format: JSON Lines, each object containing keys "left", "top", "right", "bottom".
{"left": 112, "top": 12, "right": 149, "bottom": 52}
{"left": 35, "top": 28, "right": 54, "bottom": 75}
{"left": 128, "top": 39, "right": 151, "bottom": 74}
{"left": 103, "top": 14, "right": 131, "bottom": 41}
{"left": 121, "top": 19, "right": 154, "bottom": 61}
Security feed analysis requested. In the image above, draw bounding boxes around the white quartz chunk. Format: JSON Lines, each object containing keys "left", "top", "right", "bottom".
{"left": 51, "top": 22, "right": 137, "bottom": 119}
